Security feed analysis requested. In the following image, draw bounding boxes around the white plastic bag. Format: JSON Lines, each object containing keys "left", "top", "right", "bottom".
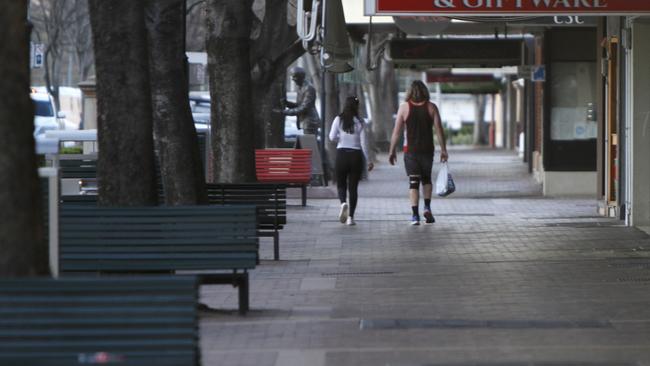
{"left": 435, "top": 162, "right": 456, "bottom": 197}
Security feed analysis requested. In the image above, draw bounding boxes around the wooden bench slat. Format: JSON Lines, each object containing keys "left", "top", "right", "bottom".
{"left": 61, "top": 227, "right": 256, "bottom": 235}
{"left": 61, "top": 242, "right": 257, "bottom": 250}
{"left": 58, "top": 159, "right": 98, "bottom": 179}
{"left": 62, "top": 252, "right": 258, "bottom": 260}
{"left": 61, "top": 244, "right": 257, "bottom": 252}
{"left": 61, "top": 209, "right": 256, "bottom": 216}
{"left": 0, "top": 276, "right": 197, "bottom": 288}
{"left": 205, "top": 183, "right": 287, "bottom": 260}
{"left": 0, "top": 310, "right": 194, "bottom": 317}
{"left": 255, "top": 149, "right": 312, "bottom": 185}
{"left": 58, "top": 205, "right": 258, "bottom": 313}
{"left": 0, "top": 294, "right": 195, "bottom": 302}
{"left": 0, "top": 276, "right": 199, "bottom": 365}
{"left": 61, "top": 261, "right": 256, "bottom": 271}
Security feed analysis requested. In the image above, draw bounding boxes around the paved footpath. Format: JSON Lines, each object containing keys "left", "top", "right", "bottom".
{"left": 200, "top": 149, "right": 650, "bottom": 366}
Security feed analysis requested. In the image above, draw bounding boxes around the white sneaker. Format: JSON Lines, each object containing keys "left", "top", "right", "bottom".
{"left": 338, "top": 202, "right": 349, "bottom": 223}
{"left": 346, "top": 217, "right": 356, "bottom": 226}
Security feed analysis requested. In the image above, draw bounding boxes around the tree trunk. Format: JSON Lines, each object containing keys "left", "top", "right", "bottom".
{"left": 324, "top": 71, "right": 338, "bottom": 181}
{"left": 250, "top": 0, "right": 303, "bottom": 149}
{"left": 44, "top": 47, "right": 61, "bottom": 110}
{"left": 73, "top": 0, "right": 94, "bottom": 82}
{"left": 367, "top": 55, "right": 397, "bottom": 152}
{"left": 252, "top": 73, "right": 286, "bottom": 148}
{"left": 89, "top": 0, "right": 158, "bottom": 206}
{"left": 473, "top": 94, "right": 487, "bottom": 145}
{"left": 0, "top": 1, "right": 48, "bottom": 276}
{"left": 355, "top": 83, "right": 376, "bottom": 163}
{"left": 206, "top": 0, "right": 256, "bottom": 183}
{"left": 337, "top": 82, "right": 356, "bottom": 111}
{"left": 304, "top": 54, "right": 322, "bottom": 95}
{"left": 362, "top": 34, "right": 395, "bottom": 152}
{"left": 144, "top": 0, "right": 207, "bottom": 205}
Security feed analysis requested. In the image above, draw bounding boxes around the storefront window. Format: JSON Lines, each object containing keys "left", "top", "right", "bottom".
{"left": 550, "top": 62, "right": 597, "bottom": 141}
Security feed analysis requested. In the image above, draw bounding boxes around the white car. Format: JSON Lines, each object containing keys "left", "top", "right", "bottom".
{"left": 284, "top": 115, "right": 303, "bottom": 142}
{"left": 31, "top": 90, "right": 66, "bottom": 137}
{"left": 189, "top": 95, "right": 211, "bottom": 129}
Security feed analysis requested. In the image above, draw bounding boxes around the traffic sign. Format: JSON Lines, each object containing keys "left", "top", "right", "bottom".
{"left": 532, "top": 65, "right": 546, "bottom": 82}
{"left": 517, "top": 65, "right": 545, "bottom": 81}
{"left": 31, "top": 43, "right": 44, "bottom": 69}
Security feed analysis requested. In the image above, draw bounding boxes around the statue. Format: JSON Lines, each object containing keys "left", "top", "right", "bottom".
{"left": 280, "top": 67, "right": 321, "bottom": 136}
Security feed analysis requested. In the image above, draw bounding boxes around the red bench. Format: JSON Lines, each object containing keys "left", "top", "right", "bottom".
{"left": 255, "top": 149, "right": 312, "bottom": 206}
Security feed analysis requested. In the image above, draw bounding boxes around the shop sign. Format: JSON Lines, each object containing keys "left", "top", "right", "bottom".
{"left": 517, "top": 65, "right": 546, "bottom": 81}
{"left": 509, "top": 16, "right": 598, "bottom": 26}
{"left": 367, "top": 0, "right": 650, "bottom": 16}
{"left": 531, "top": 65, "right": 546, "bottom": 81}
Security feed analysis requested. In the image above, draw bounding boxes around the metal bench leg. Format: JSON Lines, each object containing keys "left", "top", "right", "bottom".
{"left": 301, "top": 184, "right": 307, "bottom": 206}
{"left": 273, "top": 230, "right": 279, "bottom": 261}
{"left": 238, "top": 273, "right": 249, "bottom": 315}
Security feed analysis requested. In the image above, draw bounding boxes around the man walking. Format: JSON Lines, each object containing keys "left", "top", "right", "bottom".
{"left": 388, "top": 80, "right": 448, "bottom": 226}
{"left": 281, "top": 67, "right": 321, "bottom": 135}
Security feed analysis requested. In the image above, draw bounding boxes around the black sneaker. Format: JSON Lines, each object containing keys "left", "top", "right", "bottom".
{"left": 410, "top": 215, "right": 420, "bottom": 226}
{"left": 423, "top": 209, "right": 435, "bottom": 224}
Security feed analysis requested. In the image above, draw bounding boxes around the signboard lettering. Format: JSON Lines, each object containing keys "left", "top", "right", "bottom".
{"left": 507, "top": 15, "right": 595, "bottom": 27}
{"left": 553, "top": 15, "right": 585, "bottom": 24}
{"left": 369, "top": 0, "right": 650, "bottom": 16}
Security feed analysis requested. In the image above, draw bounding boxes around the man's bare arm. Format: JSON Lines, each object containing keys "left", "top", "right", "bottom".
{"left": 430, "top": 102, "right": 448, "bottom": 162}
{"left": 388, "top": 103, "right": 407, "bottom": 165}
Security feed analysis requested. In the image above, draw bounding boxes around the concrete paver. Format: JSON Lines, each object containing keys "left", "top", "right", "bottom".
{"left": 199, "top": 149, "right": 650, "bottom": 366}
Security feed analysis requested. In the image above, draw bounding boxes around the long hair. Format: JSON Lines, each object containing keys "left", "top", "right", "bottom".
{"left": 339, "top": 96, "right": 359, "bottom": 134}
{"left": 405, "top": 80, "right": 430, "bottom": 103}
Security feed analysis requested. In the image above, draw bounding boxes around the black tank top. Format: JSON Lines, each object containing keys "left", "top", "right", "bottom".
{"left": 405, "top": 101, "right": 434, "bottom": 153}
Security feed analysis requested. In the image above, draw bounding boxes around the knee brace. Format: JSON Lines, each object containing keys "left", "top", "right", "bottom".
{"left": 421, "top": 175, "right": 432, "bottom": 185}
{"left": 409, "top": 176, "right": 421, "bottom": 190}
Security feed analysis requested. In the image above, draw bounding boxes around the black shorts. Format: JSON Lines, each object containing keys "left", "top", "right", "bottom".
{"left": 404, "top": 152, "right": 433, "bottom": 178}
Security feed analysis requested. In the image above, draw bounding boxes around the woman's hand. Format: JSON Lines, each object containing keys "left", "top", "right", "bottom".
{"left": 367, "top": 162, "right": 374, "bottom": 172}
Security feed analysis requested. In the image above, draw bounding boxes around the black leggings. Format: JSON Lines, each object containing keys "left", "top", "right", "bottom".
{"left": 336, "top": 148, "right": 363, "bottom": 217}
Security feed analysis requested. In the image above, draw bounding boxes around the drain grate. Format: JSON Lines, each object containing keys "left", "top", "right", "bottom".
{"left": 608, "top": 262, "right": 650, "bottom": 269}
{"left": 544, "top": 222, "right": 623, "bottom": 228}
{"left": 616, "top": 277, "right": 650, "bottom": 283}
{"left": 387, "top": 213, "right": 494, "bottom": 217}
{"left": 359, "top": 318, "right": 611, "bottom": 330}
{"left": 321, "top": 271, "right": 395, "bottom": 277}
{"left": 526, "top": 215, "right": 603, "bottom": 220}
{"left": 435, "top": 213, "right": 495, "bottom": 217}
{"left": 420, "top": 363, "right": 637, "bottom": 366}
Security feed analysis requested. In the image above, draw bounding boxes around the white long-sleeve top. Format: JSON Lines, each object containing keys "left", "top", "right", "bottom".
{"left": 328, "top": 116, "right": 369, "bottom": 159}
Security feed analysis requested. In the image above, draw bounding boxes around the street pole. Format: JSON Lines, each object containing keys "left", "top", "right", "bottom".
{"left": 319, "top": 0, "right": 329, "bottom": 185}
{"left": 182, "top": 0, "right": 189, "bottom": 91}
{"left": 320, "top": 68, "right": 328, "bottom": 185}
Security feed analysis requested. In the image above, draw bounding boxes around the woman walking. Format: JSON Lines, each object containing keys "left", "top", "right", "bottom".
{"left": 329, "top": 96, "right": 373, "bottom": 226}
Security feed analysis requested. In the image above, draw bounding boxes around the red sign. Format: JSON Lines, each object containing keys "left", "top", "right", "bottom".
{"left": 371, "top": 0, "right": 650, "bottom": 15}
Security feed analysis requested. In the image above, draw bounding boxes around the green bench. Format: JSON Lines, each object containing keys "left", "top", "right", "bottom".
{"left": 59, "top": 158, "right": 97, "bottom": 179}
{"left": 60, "top": 194, "right": 98, "bottom": 205}
{"left": 0, "top": 276, "right": 199, "bottom": 365}
{"left": 206, "top": 183, "right": 287, "bottom": 261}
{"left": 65, "top": 183, "right": 288, "bottom": 261}
{"left": 59, "top": 205, "right": 258, "bottom": 314}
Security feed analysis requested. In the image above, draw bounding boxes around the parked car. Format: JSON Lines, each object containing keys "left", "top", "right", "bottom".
{"left": 189, "top": 94, "right": 211, "bottom": 128}
{"left": 284, "top": 115, "right": 303, "bottom": 143}
{"left": 188, "top": 94, "right": 305, "bottom": 142}
{"left": 31, "top": 90, "right": 66, "bottom": 137}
